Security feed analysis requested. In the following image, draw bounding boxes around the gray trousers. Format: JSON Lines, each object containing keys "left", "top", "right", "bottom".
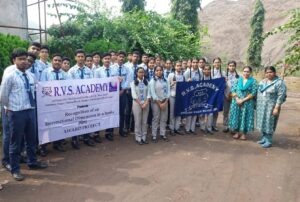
{"left": 212, "top": 112, "right": 219, "bottom": 128}
{"left": 132, "top": 102, "right": 149, "bottom": 142}
{"left": 151, "top": 102, "right": 168, "bottom": 138}
{"left": 169, "top": 96, "right": 181, "bottom": 131}
{"left": 223, "top": 99, "right": 231, "bottom": 129}
{"left": 200, "top": 113, "right": 213, "bottom": 131}
{"left": 185, "top": 115, "right": 197, "bottom": 132}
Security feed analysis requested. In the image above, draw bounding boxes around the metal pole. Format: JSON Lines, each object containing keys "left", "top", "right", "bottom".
{"left": 38, "top": 0, "right": 42, "bottom": 43}
{"left": 44, "top": 0, "right": 47, "bottom": 41}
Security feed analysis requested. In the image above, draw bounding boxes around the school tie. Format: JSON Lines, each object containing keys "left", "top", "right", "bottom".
{"left": 166, "top": 71, "right": 170, "bottom": 78}
{"left": 22, "top": 73, "right": 35, "bottom": 107}
{"left": 149, "top": 70, "right": 153, "bottom": 79}
{"left": 54, "top": 70, "right": 59, "bottom": 80}
{"left": 119, "top": 66, "right": 122, "bottom": 90}
{"left": 80, "top": 68, "right": 84, "bottom": 79}
{"left": 105, "top": 68, "right": 110, "bottom": 77}
{"left": 133, "top": 64, "right": 137, "bottom": 80}
{"left": 31, "top": 63, "right": 35, "bottom": 73}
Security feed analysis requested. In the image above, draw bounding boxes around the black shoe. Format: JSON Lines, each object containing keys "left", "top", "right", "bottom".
{"left": 93, "top": 135, "right": 102, "bottom": 143}
{"left": 166, "top": 126, "right": 171, "bottom": 131}
{"left": 71, "top": 140, "right": 80, "bottom": 150}
{"left": 152, "top": 137, "right": 158, "bottom": 143}
{"left": 83, "top": 139, "right": 95, "bottom": 147}
{"left": 19, "top": 155, "right": 28, "bottom": 164}
{"left": 61, "top": 139, "right": 67, "bottom": 145}
{"left": 223, "top": 128, "right": 229, "bottom": 133}
{"left": 196, "top": 122, "right": 201, "bottom": 127}
{"left": 185, "top": 130, "right": 191, "bottom": 135}
{"left": 105, "top": 134, "right": 114, "bottom": 141}
{"left": 28, "top": 161, "right": 48, "bottom": 170}
{"left": 206, "top": 129, "right": 213, "bottom": 135}
{"left": 120, "top": 133, "right": 127, "bottom": 137}
{"left": 200, "top": 128, "right": 206, "bottom": 133}
{"left": 161, "top": 136, "right": 169, "bottom": 142}
{"left": 212, "top": 127, "right": 219, "bottom": 132}
{"left": 12, "top": 172, "right": 25, "bottom": 181}
{"left": 2, "top": 163, "right": 11, "bottom": 172}
{"left": 39, "top": 148, "right": 48, "bottom": 157}
{"left": 53, "top": 144, "right": 66, "bottom": 152}
{"left": 190, "top": 130, "right": 196, "bottom": 135}
{"left": 136, "top": 140, "right": 143, "bottom": 145}
{"left": 141, "top": 139, "right": 149, "bottom": 144}
{"left": 170, "top": 131, "right": 176, "bottom": 136}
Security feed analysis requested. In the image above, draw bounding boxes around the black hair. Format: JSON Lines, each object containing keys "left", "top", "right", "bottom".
{"left": 75, "top": 49, "right": 86, "bottom": 56}
{"left": 117, "top": 50, "right": 127, "bottom": 57}
{"left": 212, "top": 57, "right": 223, "bottom": 77}
{"left": 142, "top": 53, "right": 149, "bottom": 57}
{"left": 243, "top": 66, "right": 253, "bottom": 72}
{"left": 92, "top": 52, "right": 101, "bottom": 57}
{"left": 27, "top": 52, "right": 37, "bottom": 61}
{"left": 132, "top": 51, "right": 140, "bottom": 56}
{"left": 265, "top": 66, "right": 276, "bottom": 73}
{"left": 40, "top": 44, "right": 50, "bottom": 52}
{"left": 30, "top": 42, "right": 41, "bottom": 49}
{"left": 226, "top": 60, "right": 239, "bottom": 78}
{"left": 154, "top": 66, "right": 167, "bottom": 82}
{"left": 189, "top": 65, "right": 201, "bottom": 81}
{"left": 203, "top": 64, "right": 212, "bottom": 80}
{"left": 11, "top": 48, "right": 28, "bottom": 60}
{"left": 102, "top": 52, "right": 111, "bottom": 58}
{"left": 52, "top": 53, "right": 63, "bottom": 59}
{"left": 199, "top": 57, "right": 206, "bottom": 63}
{"left": 109, "top": 50, "right": 116, "bottom": 54}
{"left": 134, "top": 67, "right": 148, "bottom": 86}
{"left": 85, "top": 54, "right": 93, "bottom": 59}
{"left": 62, "top": 57, "right": 70, "bottom": 62}
{"left": 127, "top": 52, "right": 132, "bottom": 55}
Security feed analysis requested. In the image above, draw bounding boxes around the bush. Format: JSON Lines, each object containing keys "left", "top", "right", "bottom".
{"left": 0, "top": 33, "right": 29, "bottom": 80}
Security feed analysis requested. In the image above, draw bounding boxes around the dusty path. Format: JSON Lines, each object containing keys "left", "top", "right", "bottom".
{"left": 0, "top": 95, "right": 299, "bottom": 202}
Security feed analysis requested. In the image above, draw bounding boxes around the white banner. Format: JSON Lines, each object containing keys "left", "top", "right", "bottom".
{"left": 36, "top": 77, "right": 119, "bottom": 145}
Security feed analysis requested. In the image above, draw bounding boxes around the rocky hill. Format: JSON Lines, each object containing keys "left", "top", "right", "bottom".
{"left": 200, "top": 0, "right": 299, "bottom": 65}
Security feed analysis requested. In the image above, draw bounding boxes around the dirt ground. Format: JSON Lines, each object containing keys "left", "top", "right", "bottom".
{"left": 0, "top": 93, "right": 300, "bottom": 202}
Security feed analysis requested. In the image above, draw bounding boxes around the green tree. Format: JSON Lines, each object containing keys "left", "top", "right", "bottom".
{"left": 171, "top": 0, "right": 201, "bottom": 33}
{"left": 120, "top": 0, "right": 145, "bottom": 13}
{"left": 247, "top": 0, "right": 265, "bottom": 69}
{"left": 265, "top": 8, "right": 300, "bottom": 75}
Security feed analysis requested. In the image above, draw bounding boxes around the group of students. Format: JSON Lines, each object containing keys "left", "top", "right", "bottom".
{"left": 0, "top": 42, "right": 287, "bottom": 181}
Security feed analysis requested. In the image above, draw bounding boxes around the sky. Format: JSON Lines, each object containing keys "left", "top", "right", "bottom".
{"left": 27, "top": 0, "right": 215, "bottom": 28}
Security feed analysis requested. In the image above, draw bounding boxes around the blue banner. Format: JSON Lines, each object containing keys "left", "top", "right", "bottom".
{"left": 175, "top": 78, "right": 226, "bottom": 116}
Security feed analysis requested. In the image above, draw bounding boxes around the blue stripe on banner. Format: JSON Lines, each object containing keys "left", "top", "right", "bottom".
{"left": 175, "top": 77, "right": 226, "bottom": 116}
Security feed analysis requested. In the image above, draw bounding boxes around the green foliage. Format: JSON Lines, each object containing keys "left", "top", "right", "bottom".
{"left": 120, "top": 0, "right": 145, "bottom": 13}
{"left": 247, "top": 0, "right": 265, "bottom": 69}
{"left": 47, "top": 2, "right": 204, "bottom": 63}
{"left": 0, "top": 33, "right": 29, "bottom": 79}
{"left": 171, "top": 0, "right": 201, "bottom": 34}
{"left": 265, "top": 8, "right": 300, "bottom": 75}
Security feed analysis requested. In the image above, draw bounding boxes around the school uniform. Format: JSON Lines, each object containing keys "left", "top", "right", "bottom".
{"left": 28, "top": 60, "right": 48, "bottom": 81}
{"left": 223, "top": 72, "right": 239, "bottom": 131}
{"left": 68, "top": 65, "right": 94, "bottom": 147}
{"left": 167, "top": 72, "right": 184, "bottom": 134}
{"left": 138, "top": 63, "right": 148, "bottom": 71}
{"left": 94, "top": 65, "right": 118, "bottom": 140}
{"left": 149, "top": 77, "right": 170, "bottom": 140}
{"left": 212, "top": 69, "right": 226, "bottom": 131}
{"left": 124, "top": 63, "right": 139, "bottom": 132}
{"left": 112, "top": 63, "right": 130, "bottom": 136}
{"left": 0, "top": 68, "right": 44, "bottom": 175}
{"left": 199, "top": 75, "right": 213, "bottom": 133}
{"left": 184, "top": 68, "right": 203, "bottom": 133}
{"left": 131, "top": 79, "right": 151, "bottom": 143}
{"left": 1, "top": 65, "right": 16, "bottom": 170}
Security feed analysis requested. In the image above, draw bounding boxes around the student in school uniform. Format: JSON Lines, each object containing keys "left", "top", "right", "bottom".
{"left": 68, "top": 49, "right": 95, "bottom": 149}
{"left": 184, "top": 58, "right": 203, "bottom": 134}
{"left": 124, "top": 51, "right": 140, "bottom": 135}
{"left": 40, "top": 54, "right": 69, "bottom": 152}
{"left": 112, "top": 51, "right": 130, "bottom": 137}
{"left": 168, "top": 61, "right": 184, "bottom": 135}
{"left": 155, "top": 55, "right": 161, "bottom": 67}
{"left": 92, "top": 52, "right": 101, "bottom": 72}
{"left": 149, "top": 65, "right": 170, "bottom": 143}
{"left": 37, "top": 45, "right": 52, "bottom": 70}
{"left": 145, "top": 57, "right": 156, "bottom": 127}
{"left": 223, "top": 61, "right": 239, "bottom": 133}
{"left": 131, "top": 67, "right": 151, "bottom": 145}
{"left": 110, "top": 50, "right": 118, "bottom": 66}
{"left": 164, "top": 59, "right": 173, "bottom": 79}
{"left": 85, "top": 54, "right": 93, "bottom": 70}
{"left": 61, "top": 57, "right": 71, "bottom": 73}
{"left": 0, "top": 49, "right": 48, "bottom": 181}
{"left": 200, "top": 64, "right": 214, "bottom": 134}
{"left": 181, "top": 60, "right": 188, "bottom": 73}
{"left": 94, "top": 52, "right": 118, "bottom": 141}
{"left": 124, "top": 52, "right": 132, "bottom": 67}
{"left": 211, "top": 57, "right": 226, "bottom": 132}
{"left": 139, "top": 53, "right": 149, "bottom": 71}
{"left": 196, "top": 58, "right": 207, "bottom": 127}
